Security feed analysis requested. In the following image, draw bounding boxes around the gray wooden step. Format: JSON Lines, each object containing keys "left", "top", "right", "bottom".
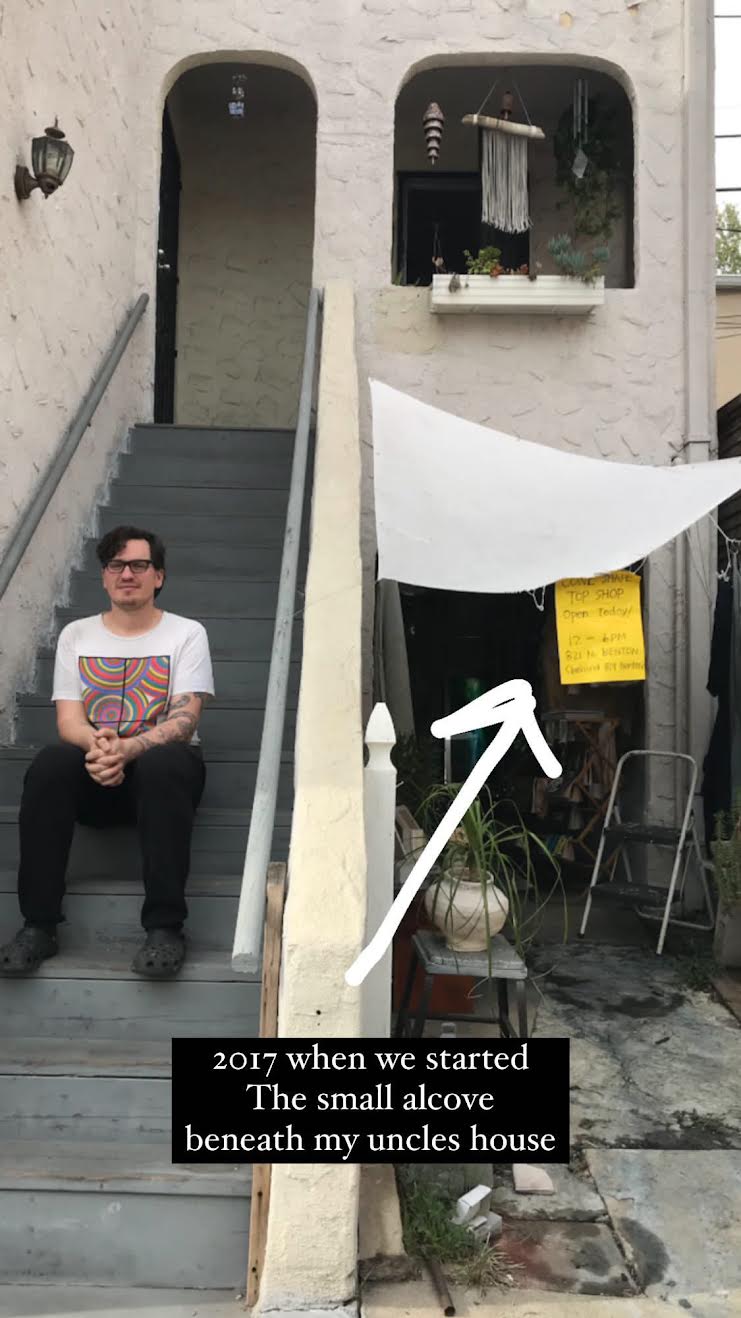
{"left": 116, "top": 452, "right": 291, "bottom": 488}
{"left": 81, "top": 539, "right": 289, "bottom": 577}
{"left": 0, "top": 1285, "right": 241, "bottom": 1316}
{"left": 0, "top": 888, "right": 239, "bottom": 951}
{"left": 15, "top": 700, "right": 297, "bottom": 751}
{"left": 97, "top": 508, "right": 289, "bottom": 546}
{"left": 0, "top": 1141, "right": 250, "bottom": 1287}
{"left": 0, "top": 947, "right": 260, "bottom": 1038}
{"left": 105, "top": 483, "right": 289, "bottom": 515}
{"left": 0, "top": 1073, "right": 171, "bottom": 1142}
{"left": 53, "top": 612, "right": 302, "bottom": 654}
{"left": 0, "top": 747, "right": 295, "bottom": 810}
{"left": 0, "top": 805, "right": 292, "bottom": 873}
{"left": 0, "top": 1286, "right": 243, "bottom": 1317}
{"left": 30, "top": 655, "right": 300, "bottom": 705}
{"left": 0, "top": 1036, "right": 170, "bottom": 1076}
{"left": 68, "top": 575, "right": 280, "bottom": 613}
{"left": 0, "top": 868, "right": 243, "bottom": 949}
{"left": 130, "top": 423, "right": 294, "bottom": 459}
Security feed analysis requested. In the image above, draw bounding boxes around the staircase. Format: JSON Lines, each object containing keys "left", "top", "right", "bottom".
{"left": 0, "top": 424, "right": 302, "bottom": 1295}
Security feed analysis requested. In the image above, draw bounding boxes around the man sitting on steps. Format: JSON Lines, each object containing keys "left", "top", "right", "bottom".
{"left": 0, "top": 524, "right": 214, "bottom": 980}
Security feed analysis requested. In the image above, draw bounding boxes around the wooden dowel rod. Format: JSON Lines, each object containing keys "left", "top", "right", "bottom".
{"left": 462, "top": 113, "right": 545, "bottom": 140}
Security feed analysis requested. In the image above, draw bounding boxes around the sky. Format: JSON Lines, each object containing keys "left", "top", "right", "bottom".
{"left": 716, "top": 4, "right": 741, "bottom": 213}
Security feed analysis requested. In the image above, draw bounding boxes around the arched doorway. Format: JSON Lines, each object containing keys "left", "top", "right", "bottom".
{"left": 154, "top": 61, "right": 317, "bottom": 426}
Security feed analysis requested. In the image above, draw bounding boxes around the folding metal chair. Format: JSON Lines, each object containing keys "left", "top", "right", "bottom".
{"left": 579, "top": 750, "right": 715, "bottom": 955}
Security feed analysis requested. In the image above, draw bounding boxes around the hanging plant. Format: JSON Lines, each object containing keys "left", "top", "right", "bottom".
{"left": 553, "top": 96, "right": 623, "bottom": 243}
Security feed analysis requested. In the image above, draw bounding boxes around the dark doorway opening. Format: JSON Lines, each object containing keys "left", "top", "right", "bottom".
{"left": 396, "top": 172, "right": 529, "bottom": 285}
{"left": 153, "top": 106, "right": 181, "bottom": 424}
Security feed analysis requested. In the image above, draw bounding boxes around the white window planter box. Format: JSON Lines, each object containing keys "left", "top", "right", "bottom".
{"left": 430, "top": 273, "right": 605, "bottom": 316}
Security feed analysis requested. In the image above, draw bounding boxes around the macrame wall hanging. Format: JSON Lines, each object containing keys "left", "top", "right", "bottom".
{"left": 463, "top": 83, "right": 544, "bottom": 234}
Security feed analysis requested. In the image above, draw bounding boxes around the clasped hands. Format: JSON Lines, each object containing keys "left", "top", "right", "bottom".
{"left": 85, "top": 726, "right": 132, "bottom": 787}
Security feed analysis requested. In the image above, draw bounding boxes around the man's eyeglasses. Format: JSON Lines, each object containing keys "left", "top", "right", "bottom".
{"left": 105, "top": 559, "right": 154, "bottom": 575}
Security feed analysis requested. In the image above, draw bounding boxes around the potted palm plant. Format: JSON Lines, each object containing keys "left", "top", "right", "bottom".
{"left": 418, "top": 786, "right": 566, "bottom": 961}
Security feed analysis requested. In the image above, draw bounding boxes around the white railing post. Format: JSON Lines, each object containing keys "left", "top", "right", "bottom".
{"left": 363, "top": 702, "right": 397, "bottom": 1037}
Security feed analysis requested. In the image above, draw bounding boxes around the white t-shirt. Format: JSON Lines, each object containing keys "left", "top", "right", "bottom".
{"left": 52, "top": 611, "right": 215, "bottom": 744}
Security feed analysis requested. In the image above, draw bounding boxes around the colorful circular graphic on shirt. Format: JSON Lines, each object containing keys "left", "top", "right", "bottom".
{"left": 79, "top": 655, "right": 170, "bottom": 737}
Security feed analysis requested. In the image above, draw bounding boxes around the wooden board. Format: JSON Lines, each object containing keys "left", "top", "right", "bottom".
{"left": 245, "top": 862, "right": 287, "bottom": 1309}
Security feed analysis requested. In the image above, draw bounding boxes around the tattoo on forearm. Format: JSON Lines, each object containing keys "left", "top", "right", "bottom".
{"left": 130, "top": 694, "right": 202, "bottom": 755}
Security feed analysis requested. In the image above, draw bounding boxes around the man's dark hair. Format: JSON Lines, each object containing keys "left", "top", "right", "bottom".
{"left": 96, "top": 525, "right": 166, "bottom": 598}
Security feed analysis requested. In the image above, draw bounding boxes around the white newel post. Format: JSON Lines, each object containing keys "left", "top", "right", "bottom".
{"left": 363, "top": 702, "right": 397, "bottom": 1037}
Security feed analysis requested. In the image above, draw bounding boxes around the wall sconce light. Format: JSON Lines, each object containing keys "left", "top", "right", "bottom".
{"left": 15, "top": 119, "right": 75, "bottom": 201}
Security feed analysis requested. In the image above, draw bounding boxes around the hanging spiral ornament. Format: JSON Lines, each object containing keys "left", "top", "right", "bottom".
{"left": 422, "top": 102, "right": 445, "bottom": 164}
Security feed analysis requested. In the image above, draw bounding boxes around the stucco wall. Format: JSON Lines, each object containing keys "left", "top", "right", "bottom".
{"left": 0, "top": 0, "right": 149, "bottom": 737}
{"left": 169, "top": 63, "right": 316, "bottom": 428}
{"left": 716, "top": 285, "right": 741, "bottom": 409}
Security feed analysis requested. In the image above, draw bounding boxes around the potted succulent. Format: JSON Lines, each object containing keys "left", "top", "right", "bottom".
{"left": 712, "top": 796, "right": 741, "bottom": 968}
{"left": 417, "top": 786, "right": 565, "bottom": 962}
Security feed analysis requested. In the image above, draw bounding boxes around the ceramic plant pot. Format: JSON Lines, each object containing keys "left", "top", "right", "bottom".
{"left": 423, "top": 869, "right": 509, "bottom": 952}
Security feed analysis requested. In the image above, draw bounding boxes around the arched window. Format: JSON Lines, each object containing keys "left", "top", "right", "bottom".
{"left": 393, "top": 62, "right": 634, "bottom": 289}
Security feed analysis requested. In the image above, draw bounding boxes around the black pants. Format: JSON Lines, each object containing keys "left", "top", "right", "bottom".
{"left": 18, "top": 742, "right": 206, "bottom": 930}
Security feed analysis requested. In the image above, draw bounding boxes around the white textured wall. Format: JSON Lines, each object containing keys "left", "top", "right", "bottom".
{"left": 0, "top": 0, "right": 149, "bottom": 736}
{"left": 170, "top": 63, "right": 316, "bottom": 428}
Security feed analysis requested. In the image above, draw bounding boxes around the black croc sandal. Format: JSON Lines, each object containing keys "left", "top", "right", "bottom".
{"left": 132, "top": 928, "right": 186, "bottom": 979}
{"left": 0, "top": 926, "right": 58, "bottom": 976}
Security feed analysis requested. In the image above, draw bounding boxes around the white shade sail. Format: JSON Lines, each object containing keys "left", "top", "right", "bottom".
{"left": 372, "top": 380, "right": 741, "bottom": 593}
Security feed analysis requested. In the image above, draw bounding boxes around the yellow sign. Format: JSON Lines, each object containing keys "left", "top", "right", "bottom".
{"left": 555, "top": 572, "right": 646, "bottom": 684}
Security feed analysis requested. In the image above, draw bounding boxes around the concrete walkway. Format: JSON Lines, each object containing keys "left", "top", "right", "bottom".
{"left": 362, "top": 1277, "right": 741, "bottom": 1317}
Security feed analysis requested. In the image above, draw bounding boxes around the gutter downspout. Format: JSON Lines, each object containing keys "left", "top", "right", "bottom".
{"left": 678, "top": 0, "right": 715, "bottom": 825}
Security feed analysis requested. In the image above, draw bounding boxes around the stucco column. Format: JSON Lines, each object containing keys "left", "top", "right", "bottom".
{"left": 256, "top": 282, "right": 366, "bottom": 1318}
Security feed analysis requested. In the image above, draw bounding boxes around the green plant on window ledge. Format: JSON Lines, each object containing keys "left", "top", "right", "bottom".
{"left": 547, "top": 233, "right": 609, "bottom": 285}
{"left": 463, "top": 246, "right": 503, "bottom": 276}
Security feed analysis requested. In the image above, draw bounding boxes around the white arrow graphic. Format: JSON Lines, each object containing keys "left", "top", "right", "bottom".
{"left": 345, "top": 679, "right": 562, "bottom": 988}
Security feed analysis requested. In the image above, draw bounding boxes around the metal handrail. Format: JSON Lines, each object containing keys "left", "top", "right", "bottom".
{"left": 232, "top": 288, "right": 322, "bottom": 973}
{"left": 0, "top": 293, "right": 149, "bottom": 604}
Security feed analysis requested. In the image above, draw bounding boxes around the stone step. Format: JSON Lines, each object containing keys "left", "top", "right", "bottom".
{"left": 97, "top": 508, "right": 289, "bottom": 545}
{"left": 81, "top": 539, "right": 292, "bottom": 577}
{"left": 0, "top": 946, "right": 260, "bottom": 1038}
{"left": 116, "top": 451, "right": 292, "bottom": 488}
{"left": 53, "top": 612, "right": 302, "bottom": 655}
{"left": 130, "top": 423, "right": 294, "bottom": 459}
{"left": 105, "top": 483, "right": 289, "bottom": 516}
{"left": 15, "top": 700, "right": 297, "bottom": 752}
{"left": 67, "top": 575, "right": 280, "bottom": 614}
{"left": 0, "top": 747, "right": 295, "bottom": 810}
{"left": 0, "top": 1140, "right": 250, "bottom": 1287}
{"left": 0, "top": 805, "right": 291, "bottom": 873}
{"left": 29, "top": 656, "right": 300, "bottom": 706}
